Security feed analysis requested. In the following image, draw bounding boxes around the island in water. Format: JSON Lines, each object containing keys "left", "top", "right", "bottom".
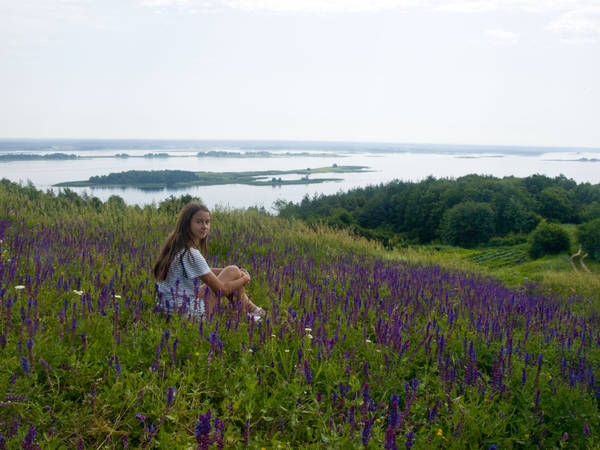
{"left": 0, "top": 150, "right": 343, "bottom": 161}
{"left": 54, "top": 165, "right": 371, "bottom": 189}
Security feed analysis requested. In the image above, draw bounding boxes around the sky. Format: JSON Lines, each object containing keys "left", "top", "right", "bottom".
{"left": 1, "top": 0, "right": 599, "bottom": 148}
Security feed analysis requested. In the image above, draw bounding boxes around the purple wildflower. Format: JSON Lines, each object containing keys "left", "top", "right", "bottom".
{"left": 20, "top": 357, "right": 30, "bottom": 376}
{"left": 243, "top": 418, "right": 250, "bottom": 447}
{"left": 196, "top": 410, "right": 212, "bottom": 450}
{"left": 390, "top": 393, "right": 400, "bottom": 427}
{"left": 303, "top": 359, "right": 313, "bottom": 384}
{"left": 21, "top": 425, "right": 40, "bottom": 450}
{"left": 109, "top": 355, "right": 121, "bottom": 378}
{"left": 213, "top": 417, "right": 225, "bottom": 450}
{"left": 80, "top": 333, "right": 87, "bottom": 352}
{"left": 405, "top": 430, "right": 414, "bottom": 449}
{"left": 584, "top": 419, "right": 590, "bottom": 437}
{"left": 385, "top": 426, "right": 397, "bottom": 450}
{"left": 166, "top": 387, "right": 176, "bottom": 408}
{"left": 362, "top": 419, "right": 372, "bottom": 445}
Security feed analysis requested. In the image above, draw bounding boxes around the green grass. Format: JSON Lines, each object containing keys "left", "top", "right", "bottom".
{"left": 1, "top": 180, "right": 599, "bottom": 449}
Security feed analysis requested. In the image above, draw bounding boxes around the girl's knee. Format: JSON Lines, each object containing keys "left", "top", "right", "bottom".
{"left": 222, "top": 265, "right": 242, "bottom": 276}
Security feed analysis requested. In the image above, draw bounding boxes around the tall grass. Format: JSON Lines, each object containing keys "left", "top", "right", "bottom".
{"left": 1, "top": 180, "right": 599, "bottom": 449}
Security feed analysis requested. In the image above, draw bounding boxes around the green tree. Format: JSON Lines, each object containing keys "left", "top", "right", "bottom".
{"left": 576, "top": 218, "right": 600, "bottom": 261}
{"left": 538, "top": 186, "right": 577, "bottom": 223}
{"left": 580, "top": 201, "right": 600, "bottom": 222}
{"left": 528, "top": 221, "right": 571, "bottom": 259}
{"left": 439, "top": 201, "right": 496, "bottom": 248}
{"left": 499, "top": 196, "right": 540, "bottom": 235}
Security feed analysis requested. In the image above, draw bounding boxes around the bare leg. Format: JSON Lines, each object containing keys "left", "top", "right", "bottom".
{"left": 202, "top": 265, "right": 259, "bottom": 315}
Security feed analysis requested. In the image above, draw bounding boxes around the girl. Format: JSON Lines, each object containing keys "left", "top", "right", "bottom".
{"left": 153, "top": 201, "right": 265, "bottom": 321}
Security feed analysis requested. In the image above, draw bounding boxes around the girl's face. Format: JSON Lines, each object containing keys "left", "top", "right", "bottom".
{"left": 190, "top": 209, "right": 210, "bottom": 244}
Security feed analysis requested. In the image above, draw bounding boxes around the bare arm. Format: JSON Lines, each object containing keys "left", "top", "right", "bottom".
{"left": 200, "top": 270, "right": 249, "bottom": 297}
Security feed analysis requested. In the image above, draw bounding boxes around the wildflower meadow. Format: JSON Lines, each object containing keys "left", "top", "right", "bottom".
{"left": 0, "top": 180, "right": 599, "bottom": 449}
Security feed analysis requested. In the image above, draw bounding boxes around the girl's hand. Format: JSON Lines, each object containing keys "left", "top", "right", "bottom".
{"left": 240, "top": 268, "right": 251, "bottom": 283}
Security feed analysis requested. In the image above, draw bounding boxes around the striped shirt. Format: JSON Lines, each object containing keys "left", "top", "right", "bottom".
{"left": 156, "top": 247, "right": 211, "bottom": 317}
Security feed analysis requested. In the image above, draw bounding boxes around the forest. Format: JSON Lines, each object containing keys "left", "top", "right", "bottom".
{"left": 276, "top": 173, "right": 600, "bottom": 256}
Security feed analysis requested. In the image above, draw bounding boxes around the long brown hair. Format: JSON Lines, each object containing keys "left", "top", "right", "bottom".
{"left": 153, "top": 201, "right": 210, "bottom": 281}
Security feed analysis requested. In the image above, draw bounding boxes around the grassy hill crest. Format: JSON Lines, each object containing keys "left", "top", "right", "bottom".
{"left": 0, "top": 180, "right": 599, "bottom": 449}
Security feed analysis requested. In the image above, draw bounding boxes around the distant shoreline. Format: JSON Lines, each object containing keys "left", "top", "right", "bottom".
{"left": 1, "top": 138, "right": 598, "bottom": 156}
{"left": 0, "top": 150, "right": 344, "bottom": 162}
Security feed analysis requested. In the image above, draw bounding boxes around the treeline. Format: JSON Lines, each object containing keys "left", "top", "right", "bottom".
{"left": 276, "top": 174, "right": 600, "bottom": 254}
{"left": 88, "top": 170, "right": 199, "bottom": 187}
{"left": 0, "top": 152, "right": 78, "bottom": 161}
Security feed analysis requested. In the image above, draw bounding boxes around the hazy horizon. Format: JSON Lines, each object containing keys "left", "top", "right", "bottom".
{"left": 0, "top": 137, "right": 599, "bottom": 153}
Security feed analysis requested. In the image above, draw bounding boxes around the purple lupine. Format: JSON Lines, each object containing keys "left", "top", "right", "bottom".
{"left": 584, "top": 419, "right": 590, "bottom": 437}
{"left": 207, "top": 330, "right": 224, "bottom": 360}
{"left": 89, "top": 383, "right": 97, "bottom": 409}
{"left": 361, "top": 419, "right": 372, "bottom": 445}
{"left": 10, "top": 418, "right": 19, "bottom": 438}
{"left": 534, "top": 389, "right": 541, "bottom": 414}
{"left": 243, "top": 418, "right": 250, "bottom": 447}
{"left": 80, "top": 333, "right": 87, "bottom": 352}
{"left": 405, "top": 430, "right": 414, "bottom": 449}
{"left": 347, "top": 405, "right": 357, "bottom": 433}
{"left": 150, "top": 344, "right": 161, "bottom": 373}
{"left": 26, "top": 337, "right": 34, "bottom": 368}
{"left": 426, "top": 400, "right": 440, "bottom": 424}
{"left": 303, "top": 359, "right": 313, "bottom": 384}
{"left": 213, "top": 417, "right": 225, "bottom": 450}
{"left": 21, "top": 425, "right": 39, "bottom": 450}
{"left": 362, "top": 382, "right": 370, "bottom": 403}
{"left": 161, "top": 329, "right": 170, "bottom": 347}
{"left": 112, "top": 300, "right": 120, "bottom": 344}
{"left": 171, "top": 337, "right": 178, "bottom": 364}
{"left": 195, "top": 409, "right": 212, "bottom": 450}
{"left": 20, "top": 357, "right": 30, "bottom": 376}
{"left": 490, "top": 355, "right": 506, "bottom": 394}
{"left": 385, "top": 426, "right": 397, "bottom": 450}
{"left": 464, "top": 340, "right": 479, "bottom": 386}
{"left": 389, "top": 393, "right": 400, "bottom": 427}
{"left": 109, "top": 355, "right": 121, "bottom": 378}
{"left": 166, "top": 387, "right": 176, "bottom": 408}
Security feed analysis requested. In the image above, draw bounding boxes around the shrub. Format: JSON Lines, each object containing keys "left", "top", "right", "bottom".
{"left": 439, "top": 201, "right": 495, "bottom": 248}
{"left": 528, "top": 221, "right": 571, "bottom": 259}
{"left": 576, "top": 218, "right": 600, "bottom": 261}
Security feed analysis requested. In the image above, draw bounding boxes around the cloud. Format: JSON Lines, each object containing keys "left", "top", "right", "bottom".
{"left": 547, "top": 7, "right": 600, "bottom": 43}
{"left": 135, "top": 0, "right": 600, "bottom": 19}
{"left": 485, "top": 28, "right": 519, "bottom": 45}
{"left": 207, "top": 0, "right": 600, "bottom": 45}
{"left": 221, "top": 0, "right": 417, "bottom": 13}
{"left": 141, "top": 0, "right": 194, "bottom": 6}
